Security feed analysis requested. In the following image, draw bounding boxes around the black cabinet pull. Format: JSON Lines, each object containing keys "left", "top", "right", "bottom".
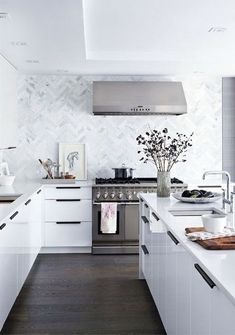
{"left": 37, "top": 189, "right": 42, "bottom": 194}
{"left": 141, "top": 215, "right": 149, "bottom": 224}
{"left": 194, "top": 264, "right": 216, "bottom": 289}
{"left": 152, "top": 212, "right": 159, "bottom": 221}
{"left": 167, "top": 231, "right": 179, "bottom": 245}
{"left": 56, "top": 187, "right": 81, "bottom": 189}
{"left": 56, "top": 199, "right": 81, "bottom": 202}
{"left": 0, "top": 223, "right": 6, "bottom": 230}
{"left": 56, "top": 221, "right": 81, "bottom": 224}
{"left": 25, "top": 199, "right": 31, "bottom": 206}
{"left": 141, "top": 245, "right": 149, "bottom": 255}
{"left": 140, "top": 199, "right": 144, "bottom": 202}
{"left": 10, "top": 211, "right": 18, "bottom": 220}
{"left": 144, "top": 203, "right": 149, "bottom": 208}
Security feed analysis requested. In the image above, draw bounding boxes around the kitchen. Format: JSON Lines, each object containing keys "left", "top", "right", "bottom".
{"left": 0, "top": 0, "right": 234, "bottom": 334}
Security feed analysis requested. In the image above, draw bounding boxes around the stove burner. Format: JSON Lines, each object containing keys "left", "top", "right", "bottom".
{"left": 95, "top": 177, "right": 184, "bottom": 185}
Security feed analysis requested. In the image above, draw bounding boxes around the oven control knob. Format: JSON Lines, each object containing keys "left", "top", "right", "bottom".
{"left": 126, "top": 191, "right": 132, "bottom": 200}
{"left": 103, "top": 191, "right": 108, "bottom": 199}
{"left": 96, "top": 191, "right": 101, "bottom": 199}
{"left": 110, "top": 191, "right": 115, "bottom": 199}
{"left": 118, "top": 191, "right": 123, "bottom": 199}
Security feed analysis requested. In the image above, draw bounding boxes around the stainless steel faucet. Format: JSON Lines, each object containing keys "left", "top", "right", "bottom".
{"left": 202, "top": 170, "right": 233, "bottom": 212}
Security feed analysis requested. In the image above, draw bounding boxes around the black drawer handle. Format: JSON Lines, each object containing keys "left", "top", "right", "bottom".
{"left": 56, "top": 221, "right": 81, "bottom": 224}
{"left": 152, "top": 212, "right": 159, "bottom": 221}
{"left": 141, "top": 244, "right": 149, "bottom": 255}
{"left": 167, "top": 231, "right": 179, "bottom": 245}
{"left": 144, "top": 203, "right": 149, "bottom": 208}
{"left": 56, "top": 187, "right": 81, "bottom": 189}
{"left": 141, "top": 215, "right": 149, "bottom": 224}
{"left": 140, "top": 199, "right": 144, "bottom": 202}
{"left": 0, "top": 223, "right": 6, "bottom": 230}
{"left": 10, "top": 211, "right": 19, "bottom": 220}
{"left": 194, "top": 264, "right": 216, "bottom": 289}
{"left": 37, "top": 189, "right": 42, "bottom": 194}
{"left": 56, "top": 199, "right": 81, "bottom": 202}
{"left": 25, "top": 199, "right": 31, "bottom": 206}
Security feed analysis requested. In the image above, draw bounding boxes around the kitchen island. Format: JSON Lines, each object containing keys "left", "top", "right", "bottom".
{"left": 139, "top": 193, "right": 235, "bottom": 335}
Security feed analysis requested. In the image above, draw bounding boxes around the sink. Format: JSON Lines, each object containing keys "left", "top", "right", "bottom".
{"left": 169, "top": 208, "right": 224, "bottom": 217}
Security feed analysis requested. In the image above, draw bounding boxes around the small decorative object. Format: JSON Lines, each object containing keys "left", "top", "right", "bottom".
{"left": 39, "top": 158, "right": 58, "bottom": 179}
{"left": 136, "top": 128, "right": 193, "bottom": 197}
{"left": 59, "top": 143, "right": 87, "bottom": 180}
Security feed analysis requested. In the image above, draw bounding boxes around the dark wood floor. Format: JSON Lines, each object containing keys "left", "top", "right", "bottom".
{"left": 1, "top": 254, "right": 166, "bottom": 335}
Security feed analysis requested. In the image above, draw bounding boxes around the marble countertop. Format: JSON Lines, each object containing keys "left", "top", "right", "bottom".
{"left": 139, "top": 192, "right": 235, "bottom": 306}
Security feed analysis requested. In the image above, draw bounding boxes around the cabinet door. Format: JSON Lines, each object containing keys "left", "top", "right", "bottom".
{"left": 176, "top": 244, "right": 191, "bottom": 335}
{"left": 156, "top": 226, "right": 167, "bottom": 327}
{"left": 0, "top": 221, "right": 18, "bottom": 331}
{"left": 191, "top": 262, "right": 212, "bottom": 335}
{"left": 45, "top": 199, "right": 92, "bottom": 221}
{"left": 211, "top": 286, "right": 235, "bottom": 335}
{"left": 165, "top": 230, "right": 178, "bottom": 335}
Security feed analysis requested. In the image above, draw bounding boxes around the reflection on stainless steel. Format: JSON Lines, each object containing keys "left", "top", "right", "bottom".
{"left": 92, "top": 177, "right": 187, "bottom": 254}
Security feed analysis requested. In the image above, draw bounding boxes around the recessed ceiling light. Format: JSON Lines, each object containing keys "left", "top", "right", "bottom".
{"left": 208, "top": 27, "right": 227, "bottom": 33}
{"left": 0, "top": 12, "right": 9, "bottom": 20}
{"left": 26, "top": 60, "right": 39, "bottom": 64}
{"left": 11, "top": 41, "right": 27, "bottom": 46}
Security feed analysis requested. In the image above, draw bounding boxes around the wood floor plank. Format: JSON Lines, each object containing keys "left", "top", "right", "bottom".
{"left": 1, "top": 254, "right": 166, "bottom": 335}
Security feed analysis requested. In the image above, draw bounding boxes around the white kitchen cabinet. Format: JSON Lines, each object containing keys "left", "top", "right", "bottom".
{"left": 44, "top": 186, "right": 91, "bottom": 200}
{"left": 139, "top": 196, "right": 235, "bottom": 335}
{"left": 176, "top": 243, "right": 191, "bottom": 335}
{"left": 45, "top": 221, "right": 92, "bottom": 247}
{"left": 0, "top": 55, "right": 17, "bottom": 148}
{"left": 45, "top": 199, "right": 92, "bottom": 222}
{"left": 44, "top": 186, "right": 92, "bottom": 248}
{"left": 211, "top": 286, "right": 235, "bottom": 335}
{"left": 190, "top": 262, "right": 212, "bottom": 335}
{"left": 0, "top": 221, "right": 18, "bottom": 331}
{"left": 165, "top": 230, "right": 178, "bottom": 335}
{"left": 9, "top": 191, "right": 42, "bottom": 292}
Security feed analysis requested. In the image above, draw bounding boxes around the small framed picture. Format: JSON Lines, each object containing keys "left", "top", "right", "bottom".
{"left": 59, "top": 143, "right": 87, "bottom": 180}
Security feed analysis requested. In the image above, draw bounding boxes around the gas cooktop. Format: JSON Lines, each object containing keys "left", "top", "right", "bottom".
{"left": 95, "top": 177, "right": 184, "bottom": 185}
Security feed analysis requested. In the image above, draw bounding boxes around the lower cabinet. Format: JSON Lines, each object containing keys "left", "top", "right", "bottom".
{"left": 0, "top": 222, "right": 18, "bottom": 331}
{"left": 0, "top": 190, "right": 42, "bottom": 331}
{"left": 140, "top": 202, "right": 235, "bottom": 335}
{"left": 45, "top": 221, "right": 92, "bottom": 247}
{"left": 44, "top": 186, "right": 92, "bottom": 248}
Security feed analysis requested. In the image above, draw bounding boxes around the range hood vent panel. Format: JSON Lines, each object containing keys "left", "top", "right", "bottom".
{"left": 93, "top": 81, "right": 187, "bottom": 116}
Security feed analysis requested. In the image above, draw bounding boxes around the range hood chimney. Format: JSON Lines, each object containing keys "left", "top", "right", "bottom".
{"left": 93, "top": 81, "right": 187, "bottom": 116}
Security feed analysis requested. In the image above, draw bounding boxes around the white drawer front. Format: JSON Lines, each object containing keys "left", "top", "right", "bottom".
{"left": 45, "top": 199, "right": 92, "bottom": 221}
{"left": 45, "top": 221, "right": 92, "bottom": 247}
{"left": 44, "top": 186, "right": 91, "bottom": 200}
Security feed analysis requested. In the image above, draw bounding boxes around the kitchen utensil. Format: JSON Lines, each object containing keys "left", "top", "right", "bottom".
{"left": 202, "top": 214, "right": 226, "bottom": 233}
{"left": 112, "top": 164, "right": 135, "bottom": 179}
{"left": 172, "top": 191, "right": 222, "bottom": 203}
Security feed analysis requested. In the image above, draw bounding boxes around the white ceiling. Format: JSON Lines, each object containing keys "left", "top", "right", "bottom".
{"left": 1, "top": 0, "right": 235, "bottom": 75}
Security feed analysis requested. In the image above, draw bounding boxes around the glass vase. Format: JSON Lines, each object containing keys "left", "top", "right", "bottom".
{"left": 157, "top": 171, "right": 171, "bottom": 197}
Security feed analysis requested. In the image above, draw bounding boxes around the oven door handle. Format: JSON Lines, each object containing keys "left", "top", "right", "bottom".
{"left": 93, "top": 202, "right": 139, "bottom": 205}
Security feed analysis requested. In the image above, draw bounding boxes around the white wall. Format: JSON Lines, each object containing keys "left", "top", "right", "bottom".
{"left": 0, "top": 55, "right": 17, "bottom": 149}
{"left": 5, "top": 74, "right": 222, "bottom": 183}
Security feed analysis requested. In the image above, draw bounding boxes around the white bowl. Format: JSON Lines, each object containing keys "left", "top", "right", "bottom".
{"left": 0, "top": 175, "right": 15, "bottom": 186}
{"left": 202, "top": 214, "right": 226, "bottom": 233}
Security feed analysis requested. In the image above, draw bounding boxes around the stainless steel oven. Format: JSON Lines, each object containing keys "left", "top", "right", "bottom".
{"left": 92, "top": 202, "right": 139, "bottom": 254}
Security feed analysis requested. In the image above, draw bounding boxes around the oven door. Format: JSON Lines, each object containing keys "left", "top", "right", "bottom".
{"left": 92, "top": 203, "right": 125, "bottom": 241}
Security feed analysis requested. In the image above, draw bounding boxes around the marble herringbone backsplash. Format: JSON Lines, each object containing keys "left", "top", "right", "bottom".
{"left": 6, "top": 75, "right": 222, "bottom": 183}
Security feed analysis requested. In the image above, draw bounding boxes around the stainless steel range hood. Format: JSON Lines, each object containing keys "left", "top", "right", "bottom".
{"left": 93, "top": 81, "right": 187, "bottom": 116}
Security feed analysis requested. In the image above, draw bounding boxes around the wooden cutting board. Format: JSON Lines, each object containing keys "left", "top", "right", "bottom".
{"left": 185, "top": 227, "right": 235, "bottom": 250}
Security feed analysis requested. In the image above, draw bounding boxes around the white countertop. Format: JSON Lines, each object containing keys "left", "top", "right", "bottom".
{"left": 139, "top": 192, "right": 235, "bottom": 306}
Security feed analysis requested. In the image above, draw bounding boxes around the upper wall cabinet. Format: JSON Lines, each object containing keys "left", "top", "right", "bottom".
{"left": 0, "top": 55, "right": 17, "bottom": 149}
